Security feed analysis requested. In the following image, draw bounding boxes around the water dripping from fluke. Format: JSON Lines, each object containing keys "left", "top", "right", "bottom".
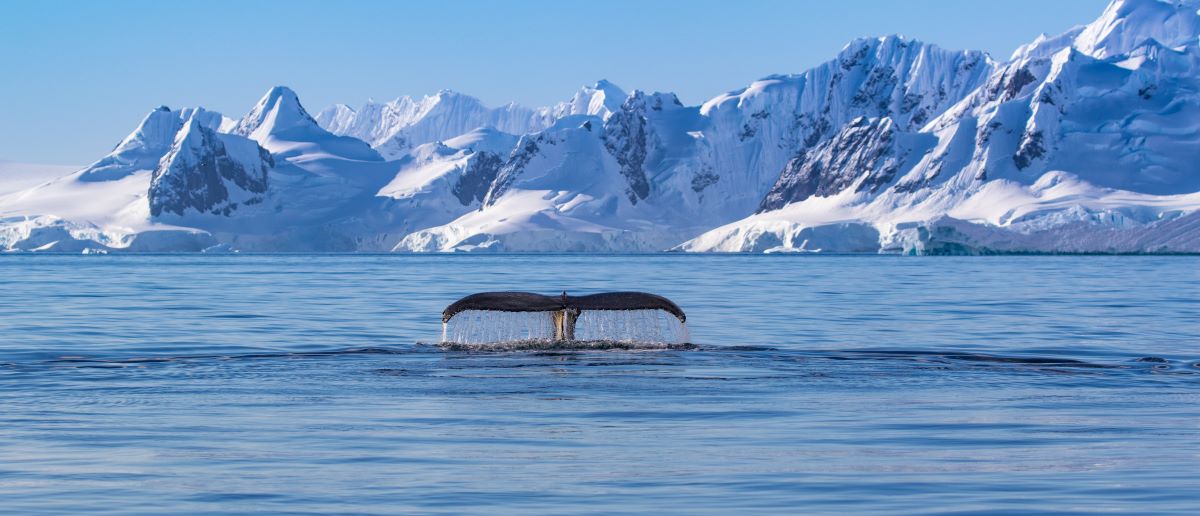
{"left": 440, "top": 291, "right": 690, "bottom": 350}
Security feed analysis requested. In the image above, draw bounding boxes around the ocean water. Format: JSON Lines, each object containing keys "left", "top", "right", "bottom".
{"left": 1, "top": 254, "right": 1197, "bottom": 514}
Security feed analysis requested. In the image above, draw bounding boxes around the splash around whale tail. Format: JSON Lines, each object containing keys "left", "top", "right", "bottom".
{"left": 442, "top": 291, "right": 688, "bottom": 345}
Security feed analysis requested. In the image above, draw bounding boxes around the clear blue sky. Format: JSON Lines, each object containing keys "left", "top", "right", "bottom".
{"left": 0, "top": 0, "right": 1109, "bottom": 165}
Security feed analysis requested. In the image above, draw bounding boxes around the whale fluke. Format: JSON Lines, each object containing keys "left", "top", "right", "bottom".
{"left": 442, "top": 291, "right": 686, "bottom": 342}
{"left": 443, "top": 291, "right": 685, "bottom": 323}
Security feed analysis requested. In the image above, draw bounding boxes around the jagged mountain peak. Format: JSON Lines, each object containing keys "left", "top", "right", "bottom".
{"left": 588, "top": 79, "right": 627, "bottom": 100}
{"left": 313, "top": 103, "right": 356, "bottom": 135}
{"left": 703, "top": 34, "right": 993, "bottom": 116}
{"left": 838, "top": 34, "right": 988, "bottom": 60}
{"left": 233, "top": 86, "right": 319, "bottom": 140}
{"left": 549, "top": 80, "right": 628, "bottom": 120}
{"left": 415, "top": 89, "right": 486, "bottom": 113}
{"left": 1011, "top": 27, "right": 1088, "bottom": 61}
{"left": 233, "top": 87, "right": 380, "bottom": 161}
{"left": 316, "top": 83, "right": 630, "bottom": 159}
{"left": 317, "top": 88, "right": 554, "bottom": 159}
{"left": 621, "top": 90, "right": 684, "bottom": 111}
{"left": 841, "top": 34, "right": 914, "bottom": 51}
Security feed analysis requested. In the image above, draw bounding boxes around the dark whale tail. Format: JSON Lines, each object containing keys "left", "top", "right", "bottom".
{"left": 442, "top": 291, "right": 686, "bottom": 342}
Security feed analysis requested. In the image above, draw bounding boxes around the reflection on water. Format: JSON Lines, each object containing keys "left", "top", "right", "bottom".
{"left": 0, "top": 254, "right": 1198, "bottom": 513}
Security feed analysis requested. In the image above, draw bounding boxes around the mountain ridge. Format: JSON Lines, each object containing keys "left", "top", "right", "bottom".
{"left": 3, "top": 0, "right": 1198, "bottom": 254}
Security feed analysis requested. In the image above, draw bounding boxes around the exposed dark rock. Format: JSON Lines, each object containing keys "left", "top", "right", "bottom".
{"left": 758, "top": 117, "right": 903, "bottom": 212}
{"left": 452, "top": 151, "right": 504, "bottom": 206}
{"left": 483, "top": 136, "right": 541, "bottom": 206}
{"left": 603, "top": 93, "right": 659, "bottom": 204}
{"left": 1013, "top": 130, "right": 1046, "bottom": 170}
{"left": 1002, "top": 67, "right": 1037, "bottom": 101}
{"left": 900, "top": 93, "right": 923, "bottom": 114}
{"left": 691, "top": 169, "right": 719, "bottom": 193}
{"left": 149, "top": 123, "right": 272, "bottom": 217}
{"left": 840, "top": 42, "right": 871, "bottom": 70}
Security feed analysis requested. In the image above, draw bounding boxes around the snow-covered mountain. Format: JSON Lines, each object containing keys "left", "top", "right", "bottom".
{"left": 3, "top": 0, "right": 1198, "bottom": 254}
{"left": 393, "top": 36, "right": 999, "bottom": 251}
{"left": 684, "top": 0, "right": 1200, "bottom": 254}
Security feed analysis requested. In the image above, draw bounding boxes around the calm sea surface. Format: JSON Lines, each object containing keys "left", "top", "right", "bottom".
{"left": 1, "top": 255, "right": 1197, "bottom": 514}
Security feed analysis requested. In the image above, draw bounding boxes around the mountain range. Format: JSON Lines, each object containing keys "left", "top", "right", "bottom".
{"left": 2, "top": 0, "right": 1198, "bottom": 254}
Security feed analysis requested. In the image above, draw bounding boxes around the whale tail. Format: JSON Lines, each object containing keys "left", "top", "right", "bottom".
{"left": 442, "top": 291, "right": 687, "bottom": 344}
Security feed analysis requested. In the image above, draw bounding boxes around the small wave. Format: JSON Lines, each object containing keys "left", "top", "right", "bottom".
{"left": 38, "top": 347, "right": 419, "bottom": 367}
{"left": 840, "top": 349, "right": 1118, "bottom": 369}
{"left": 745, "top": 348, "right": 1200, "bottom": 375}
{"left": 12, "top": 345, "right": 1196, "bottom": 379}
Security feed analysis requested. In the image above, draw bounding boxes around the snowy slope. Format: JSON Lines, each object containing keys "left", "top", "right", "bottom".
{"left": 369, "top": 127, "right": 521, "bottom": 238}
{"left": 0, "top": 161, "right": 80, "bottom": 196}
{"left": 1074, "top": 0, "right": 1200, "bottom": 58}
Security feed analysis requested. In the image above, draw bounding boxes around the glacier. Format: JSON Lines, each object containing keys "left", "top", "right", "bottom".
{"left": 2, "top": 0, "right": 1198, "bottom": 254}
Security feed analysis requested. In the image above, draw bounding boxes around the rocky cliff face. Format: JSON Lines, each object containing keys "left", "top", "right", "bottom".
{"left": 696, "top": 36, "right": 996, "bottom": 207}
{"left": 603, "top": 92, "right": 686, "bottom": 204}
{"left": 452, "top": 151, "right": 505, "bottom": 206}
{"left": 149, "top": 113, "right": 272, "bottom": 217}
{"left": 760, "top": 117, "right": 929, "bottom": 212}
